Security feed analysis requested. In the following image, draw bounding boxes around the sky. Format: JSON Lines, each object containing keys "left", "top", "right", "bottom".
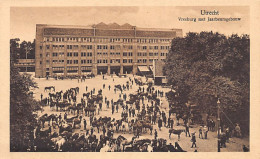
{"left": 10, "top": 6, "right": 250, "bottom": 42}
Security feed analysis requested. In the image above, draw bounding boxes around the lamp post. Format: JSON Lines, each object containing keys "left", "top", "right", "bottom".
{"left": 217, "top": 98, "right": 221, "bottom": 152}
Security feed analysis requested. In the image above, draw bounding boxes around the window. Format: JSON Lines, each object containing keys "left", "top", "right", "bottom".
{"left": 103, "top": 45, "right": 108, "bottom": 49}
{"left": 143, "top": 59, "right": 147, "bottom": 63}
{"left": 142, "top": 46, "right": 147, "bottom": 50}
{"left": 116, "top": 59, "right": 120, "bottom": 63}
{"left": 149, "top": 53, "right": 153, "bottom": 56}
{"left": 67, "top": 60, "right": 72, "bottom": 64}
{"left": 59, "top": 45, "right": 64, "bottom": 49}
{"left": 81, "top": 52, "right": 86, "bottom": 56}
{"left": 40, "top": 61, "right": 42, "bottom": 64}
{"left": 149, "top": 59, "right": 153, "bottom": 62}
{"left": 154, "top": 53, "right": 158, "bottom": 56}
{"left": 137, "top": 52, "right": 142, "bottom": 56}
{"left": 40, "top": 54, "right": 42, "bottom": 58}
{"left": 161, "top": 53, "right": 165, "bottom": 56}
{"left": 166, "top": 46, "right": 170, "bottom": 50}
{"left": 53, "top": 45, "right": 58, "bottom": 49}
{"left": 46, "top": 45, "right": 50, "bottom": 49}
{"left": 73, "top": 60, "right": 78, "bottom": 64}
{"left": 46, "top": 53, "right": 50, "bottom": 57}
{"left": 154, "top": 46, "right": 158, "bottom": 50}
{"left": 81, "top": 60, "right": 86, "bottom": 64}
{"left": 128, "top": 59, "right": 133, "bottom": 63}
{"left": 161, "top": 46, "right": 165, "bottom": 50}
{"left": 67, "top": 45, "right": 72, "bottom": 49}
{"left": 103, "top": 52, "right": 108, "bottom": 56}
{"left": 103, "top": 59, "right": 108, "bottom": 63}
{"left": 73, "top": 52, "right": 78, "bottom": 57}
{"left": 87, "top": 45, "right": 92, "bottom": 49}
{"left": 87, "top": 60, "right": 92, "bottom": 63}
{"left": 52, "top": 53, "right": 58, "bottom": 57}
{"left": 123, "top": 59, "right": 127, "bottom": 63}
{"left": 116, "top": 52, "right": 120, "bottom": 55}
{"left": 67, "top": 52, "right": 73, "bottom": 57}
{"left": 97, "top": 52, "right": 102, "bottom": 55}
{"left": 87, "top": 52, "right": 92, "bottom": 56}
{"left": 40, "top": 46, "right": 42, "bottom": 50}
{"left": 143, "top": 53, "right": 147, "bottom": 56}
{"left": 97, "top": 45, "right": 102, "bottom": 49}
{"left": 123, "top": 52, "right": 127, "bottom": 56}
{"left": 59, "top": 52, "right": 64, "bottom": 57}
{"left": 97, "top": 60, "right": 102, "bottom": 63}
{"left": 128, "top": 52, "right": 133, "bottom": 56}
{"left": 46, "top": 60, "right": 49, "bottom": 64}
{"left": 110, "top": 45, "right": 115, "bottom": 50}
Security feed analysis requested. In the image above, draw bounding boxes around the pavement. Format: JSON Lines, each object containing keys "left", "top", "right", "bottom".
{"left": 29, "top": 73, "right": 249, "bottom": 152}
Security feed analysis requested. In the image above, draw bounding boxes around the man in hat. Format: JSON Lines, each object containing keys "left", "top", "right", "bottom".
{"left": 191, "top": 133, "right": 197, "bottom": 148}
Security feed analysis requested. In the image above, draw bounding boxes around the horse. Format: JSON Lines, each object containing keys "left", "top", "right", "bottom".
{"left": 83, "top": 93, "right": 90, "bottom": 98}
{"left": 45, "top": 86, "right": 55, "bottom": 92}
{"left": 84, "top": 106, "right": 96, "bottom": 116}
{"left": 169, "top": 129, "right": 186, "bottom": 140}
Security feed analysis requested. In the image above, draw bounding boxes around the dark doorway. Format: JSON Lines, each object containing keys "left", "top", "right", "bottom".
{"left": 110, "top": 66, "right": 120, "bottom": 75}
{"left": 97, "top": 66, "right": 108, "bottom": 75}
{"left": 123, "top": 66, "right": 133, "bottom": 74}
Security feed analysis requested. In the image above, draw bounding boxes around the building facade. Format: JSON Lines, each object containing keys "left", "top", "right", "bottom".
{"left": 35, "top": 23, "right": 182, "bottom": 77}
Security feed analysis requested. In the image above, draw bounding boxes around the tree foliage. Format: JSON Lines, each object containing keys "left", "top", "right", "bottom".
{"left": 10, "top": 38, "right": 35, "bottom": 61}
{"left": 10, "top": 39, "right": 40, "bottom": 151}
{"left": 164, "top": 32, "right": 249, "bottom": 134}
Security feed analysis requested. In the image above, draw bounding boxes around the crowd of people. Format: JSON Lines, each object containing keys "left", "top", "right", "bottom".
{"left": 30, "top": 74, "right": 245, "bottom": 152}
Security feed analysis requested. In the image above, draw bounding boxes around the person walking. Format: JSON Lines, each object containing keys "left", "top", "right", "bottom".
{"left": 112, "top": 105, "right": 115, "bottom": 115}
{"left": 154, "top": 129, "right": 158, "bottom": 140}
{"left": 203, "top": 125, "right": 208, "bottom": 139}
{"left": 199, "top": 126, "right": 203, "bottom": 139}
{"left": 185, "top": 122, "right": 191, "bottom": 137}
{"left": 86, "top": 86, "right": 88, "bottom": 91}
{"left": 108, "top": 85, "right": 111, "bottom": 91}
{"left": 191, "top": 133, "right": 197, "bottom": 148}
{"left": 84, "top": 119, "right": 87, "bottom": 130}
{"left": 116, "top": 104, "right": 119, "bottom": 113}
{"left": 40, "top": 93, "right": 43, "bottom": 101}
{"left": 158, "top": 118, "right": 163, "bottom": 131}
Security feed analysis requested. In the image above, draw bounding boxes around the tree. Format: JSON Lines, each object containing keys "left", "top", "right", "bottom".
{"left": 164, "top": 32, "right": 249, "bottom": 135}
{"left": 10, "top": 40, "right": 40, "bottom": 151}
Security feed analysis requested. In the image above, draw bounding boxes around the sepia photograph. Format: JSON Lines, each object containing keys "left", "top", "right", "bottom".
{"left": 9, "top": 6, "right": 250, "bottom": 153}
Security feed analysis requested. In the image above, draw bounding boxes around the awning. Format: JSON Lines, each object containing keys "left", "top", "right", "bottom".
{"left": 54, "top": 73, "right": 64, "bottom": 76}
{"left": 149, "top": 66, "right": 153, "bottom": 72}
{"left": 138, "top": 66, "right": 150, "bottom": 72}
{"left": 67, "top": 72, "right": 79, "bottom": 75}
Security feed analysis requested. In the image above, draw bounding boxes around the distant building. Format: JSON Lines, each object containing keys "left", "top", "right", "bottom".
{"left": 35, "top": 23, "right": 182, "bottom": 77}
{"left": 14, "top": 59, "right": 35, "bottom": 72}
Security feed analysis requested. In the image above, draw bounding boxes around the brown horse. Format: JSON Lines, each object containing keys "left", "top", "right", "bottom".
{"left": 169, "top": 129, "right": 185, "bottom": 140}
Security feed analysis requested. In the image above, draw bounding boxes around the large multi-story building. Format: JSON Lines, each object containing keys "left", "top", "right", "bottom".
{"left": 35, "top": 23, "right": 182, "bottom": 77}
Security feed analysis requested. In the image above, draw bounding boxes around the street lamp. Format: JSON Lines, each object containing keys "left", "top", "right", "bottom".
{"left": 217, "top": 98, "right": 221, "bottom": 152}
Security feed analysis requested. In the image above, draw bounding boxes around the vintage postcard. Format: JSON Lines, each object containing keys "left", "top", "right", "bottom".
{"left": 1, "top": 0, "right": 260, "bottom": 159}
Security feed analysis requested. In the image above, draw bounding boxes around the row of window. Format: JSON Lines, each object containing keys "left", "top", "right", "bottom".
{"left": 44, "top": 37, "right": 172, "bottom": 43}
{"left": 137, "top": 52, "right": 168, "bottom": 56}
{"left": 123, "top": 52, "right": 133, "bottom": 56}
{"left": 45, "top": 51, "right": 166, "bottom": 58}
{"left": 42, "top": 44, "right": 169, "bottom": 50}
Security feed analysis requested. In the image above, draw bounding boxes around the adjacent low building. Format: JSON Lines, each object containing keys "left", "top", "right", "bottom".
{"left": 35, "top": 23, "right": 182, "bottom": 77}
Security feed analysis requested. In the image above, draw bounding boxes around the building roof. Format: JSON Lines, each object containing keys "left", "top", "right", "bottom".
{"left": 39, "top": 22, "right": 182, "bottom": 38}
